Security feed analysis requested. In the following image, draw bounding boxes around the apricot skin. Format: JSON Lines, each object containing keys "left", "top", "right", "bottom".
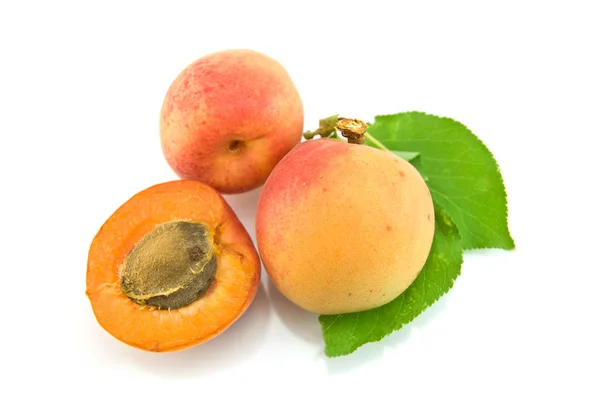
{"left": 160, "top": 49, "right": 304, "bottom": 194}
{"left": 86, "top": 180, "right": 261, "bottom": 352}
{"left": 256, "top": 139, "right": 435, "bottom": 315}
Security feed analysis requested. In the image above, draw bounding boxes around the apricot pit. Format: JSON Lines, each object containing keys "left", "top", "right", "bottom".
{"left": 119, "top": 221, "right": 217, "bottom": 310}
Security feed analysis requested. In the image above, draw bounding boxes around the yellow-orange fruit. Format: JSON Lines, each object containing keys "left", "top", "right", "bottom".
{"left": 256, "top": 139, "right": 435, "bottom": 314}
{"left": 160, "top": 49, "right": 304, "bottom": 194}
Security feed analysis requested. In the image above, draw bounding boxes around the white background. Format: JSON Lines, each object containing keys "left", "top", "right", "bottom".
{"left": 1, "top": 1, "right": 598, "bottom": 397}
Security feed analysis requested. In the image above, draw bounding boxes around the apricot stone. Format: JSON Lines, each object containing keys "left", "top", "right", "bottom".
{"left": 160, "top": 49, "right": 304, "bottom": 194}
{"left": 256, "top": 139, "right": 435, "bottom": 315}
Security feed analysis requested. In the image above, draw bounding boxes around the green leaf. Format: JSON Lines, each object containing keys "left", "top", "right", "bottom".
{"left": 367, "top": 111, "right": 515, "bottom": 250}
{"left": 319, "top": 205, "right": 463, "bottom": 357}
{"left": 390, "top": 150, "right": 420, "bottom": 162}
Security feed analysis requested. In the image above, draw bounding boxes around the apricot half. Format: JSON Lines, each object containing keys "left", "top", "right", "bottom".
{"left": 160, "top": 49, "right": 304, "bottom": 194}
{"left": 86, "top": 180, "right": 261, "bottom": 352}
{"left": 256, "top": 139, "right": 435, "bottom": 315}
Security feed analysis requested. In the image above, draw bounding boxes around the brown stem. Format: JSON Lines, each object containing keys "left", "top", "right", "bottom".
{"left": 336, "top": 118, "right": 368, "bottom": 145}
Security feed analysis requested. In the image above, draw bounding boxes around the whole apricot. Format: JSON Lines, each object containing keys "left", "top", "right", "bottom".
{"left": 256, "top": 139, "right": 435, "bottom": 315}
{"left": 159, "top": 49, "right": 304, "bottom": 194}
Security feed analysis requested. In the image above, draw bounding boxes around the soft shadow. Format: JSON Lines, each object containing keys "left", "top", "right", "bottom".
{"left": 266, "top": 277, "right": 322, "bottom": 345}
{"left": 324, "top": 341, "right": 386, "bottom": 375}
{"left": 464, "top": 247, "right": 516, "bottom": 259}
{"left": 222, "top": 187, "right": 263, "bottom": 240}
{"left": 411, "top": 293, "right": 448, "bottom": 328}
{"left": 323, "top": 323, "right": 409, "bottom": 375}
{"left": 325, "top": 292, "right": 451, "bottom": 374}
{"left": 89, "top": 283, "right": 271, "bottom": 379}
{"left": 382, "top": 294, "right": 448, "bottom": 349}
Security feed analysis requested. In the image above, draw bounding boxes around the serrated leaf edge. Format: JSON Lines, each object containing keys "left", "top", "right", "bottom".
{"left": 320, "top": 204, "right": 464, "bottom": 358}
{"left": 372, "top": 110, "right": 515, "bottom": 250}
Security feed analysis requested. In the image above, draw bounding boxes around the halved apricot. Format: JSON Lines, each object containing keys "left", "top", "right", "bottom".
{"left": 86, "top": 180, "right": 261, "bottom": 352}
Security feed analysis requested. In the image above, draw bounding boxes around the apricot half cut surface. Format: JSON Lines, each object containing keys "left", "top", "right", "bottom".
{"left": 86, "top": 180, "right": 261, "bottom": 352}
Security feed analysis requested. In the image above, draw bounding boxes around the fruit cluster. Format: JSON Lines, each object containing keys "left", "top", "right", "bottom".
{"left": 86, "top": 49, "right": 434, "bottom": 352}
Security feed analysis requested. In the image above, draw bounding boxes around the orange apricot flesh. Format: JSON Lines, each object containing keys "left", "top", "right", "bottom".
{"left": 86, "top": 180, "right": 261, "bottom": 352}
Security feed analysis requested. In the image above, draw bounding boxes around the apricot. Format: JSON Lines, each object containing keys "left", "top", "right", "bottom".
{"left": 256, "top": 139, "right": 435, "bottom": 315}
{"left": 159, "top": 49, "right": 304, "bottom": 194}
{"left": 86, "top": 180, "right": 261, "bottom": 352}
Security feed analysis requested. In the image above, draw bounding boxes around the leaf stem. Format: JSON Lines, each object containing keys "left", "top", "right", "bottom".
{"left": 364, "top": 132, "right": 390, "bottom": 152}
{"left": 305, "top": 115, "right": 392, "bottom": 152}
